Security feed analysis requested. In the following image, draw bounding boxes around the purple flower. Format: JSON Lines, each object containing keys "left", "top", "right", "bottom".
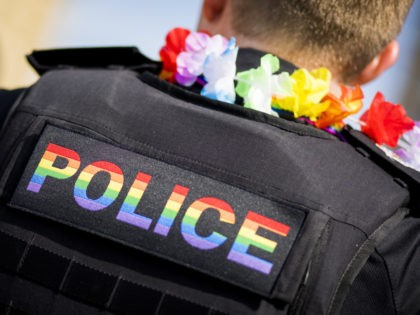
{"left": 395, "top": 121, "right": 420, "bottom": 171}
{"left": 176, "top": 32, "right": 229, "bottom": 86}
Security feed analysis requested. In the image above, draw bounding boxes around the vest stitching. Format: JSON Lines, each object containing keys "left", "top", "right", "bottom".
{"left": 376, "top": 249, "right": 398, "bottom": 314}
{"left": 16, "top": 108, "right": 327, "bottom": 213}
{"left": 0, "top": 226, "right": 229, "bottom": 314}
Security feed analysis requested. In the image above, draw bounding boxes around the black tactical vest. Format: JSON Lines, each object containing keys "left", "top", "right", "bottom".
{"left": 0, "top": 48, "right": 418, "bottom": 315}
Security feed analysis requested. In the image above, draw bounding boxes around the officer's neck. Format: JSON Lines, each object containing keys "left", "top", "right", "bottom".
{"left": 198, "top": 25, "right": 341, "bottom": 94}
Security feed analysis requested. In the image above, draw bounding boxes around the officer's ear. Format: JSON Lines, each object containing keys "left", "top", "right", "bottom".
{"left": 201, "top": 0, "right": 228, "bottom": 23}
{"left": 354, "top": 40, "right": 399, "bottom": 85}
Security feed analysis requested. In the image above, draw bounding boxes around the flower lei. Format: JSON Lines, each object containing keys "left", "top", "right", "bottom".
{"left": 160, "top": 28, "right": 419, "bottom": 171}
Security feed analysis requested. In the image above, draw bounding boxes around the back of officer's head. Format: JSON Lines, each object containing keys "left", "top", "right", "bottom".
{"left": 199, "top": 0, "right": 414, "bottom": 84}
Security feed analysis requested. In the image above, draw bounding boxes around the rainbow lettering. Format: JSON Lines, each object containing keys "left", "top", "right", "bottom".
{"left": 116, "top": 172, "right": 153, "bottom": 230}
{"left": 181, "top": 197, "right": 235, "bottom": 250}
{"left": 25, "top": 138, "right": 298, "bottom": 278}
{"left": 154, "top": 185, "right": 189, "bottom": 236}
{"left": 227, "top": 211, "right": 290, "bottom": 274}
{"left": 74, "top": 161, "right": 124, "bottom": 211}
{"left": 27, "top": 143, "right": 80, "bottom": 193}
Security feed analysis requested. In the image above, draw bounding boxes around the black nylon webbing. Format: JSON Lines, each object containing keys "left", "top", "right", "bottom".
{"left": 327, "top": 207, "right": 409, "bottom": 315}
{"left": 0, "top": 229, "right": 219, "bottom": 315}
{"left": 0, "top": 304, "right": 27, "bottom": 315}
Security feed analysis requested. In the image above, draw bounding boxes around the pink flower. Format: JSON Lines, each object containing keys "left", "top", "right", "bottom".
{"left": 176, "top": 32, "right": 229, "bottom": 86}
{"left": 395, "top": 122, "right": 420, "bottom": 170}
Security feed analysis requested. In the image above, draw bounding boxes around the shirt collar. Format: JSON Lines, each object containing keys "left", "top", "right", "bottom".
{"left": 236, "top": 48, "right": 298, "bottom": 74}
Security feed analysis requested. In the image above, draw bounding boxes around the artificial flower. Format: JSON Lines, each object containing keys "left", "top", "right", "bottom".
{"left": 201, "top": 38, "right": 238, "bottom": 103}
{"left": 394, "top": 122, "right": 420, "bottom": 170}
{"left": 159, "top": 28, "right": 191, "bottom": 82}
{"left": 271, "top": 68, "right": 331, "bottom": 120}
{"left": 176, "top": 32, "right": 229, "bottom": 86}
{"left": 315, "top": 84, "right": 364, "bottom": 129}
{"left": 271, "top": 72, "right": 294, "bottom": 101}
{"left": 236, "top": 54, "right": 288, "bottom": 116}
{"left": 360, "top": 92, "right": 414, "bottom": 147}
{"left": 160, "top": 28, "right": 418, "bottom": 159}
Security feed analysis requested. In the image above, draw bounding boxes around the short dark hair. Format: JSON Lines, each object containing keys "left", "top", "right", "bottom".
{"left": 231, "top": 0, "right": 413, "bottom": 81}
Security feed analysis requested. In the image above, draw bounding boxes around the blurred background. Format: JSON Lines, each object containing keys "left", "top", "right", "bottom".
{"left": 0, "top": 0, "right": 419, "bottom": 118}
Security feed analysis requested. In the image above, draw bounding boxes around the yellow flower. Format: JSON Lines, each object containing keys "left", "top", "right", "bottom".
{"left": 272, "top": 67, "right": 331, "bottom": 120}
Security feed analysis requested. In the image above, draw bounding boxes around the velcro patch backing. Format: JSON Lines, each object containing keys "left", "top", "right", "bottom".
{"left": 11, "top": 125, "right": 306, "bottom": 296}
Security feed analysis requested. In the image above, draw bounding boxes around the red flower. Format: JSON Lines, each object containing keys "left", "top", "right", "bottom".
{"left": 360, "top": 92, "right": 414, "bottom": 147}
{"left": 159, "top": 28, "right": 191, "bottom": 82}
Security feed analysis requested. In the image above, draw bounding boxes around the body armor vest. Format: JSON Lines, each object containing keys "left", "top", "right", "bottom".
{"left": 0, "top": 48, "right": 417, "bottom": 315}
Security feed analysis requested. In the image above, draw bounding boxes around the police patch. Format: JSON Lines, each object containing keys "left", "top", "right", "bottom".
{"left": 11, "top": 125, "right": 306, "bottom": 296}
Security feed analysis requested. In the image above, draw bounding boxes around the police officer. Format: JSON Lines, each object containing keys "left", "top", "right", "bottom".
{"left": 199, "top": 2, "right": 420, "bottom": 314}
{"left": 0, "top": 1, "right": 418, "bottom": 314}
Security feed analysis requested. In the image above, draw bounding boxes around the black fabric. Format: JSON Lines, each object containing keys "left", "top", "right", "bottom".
{"left": 0, "top": 304, "right": 27, "bottom": 315}
{"left": 341, "top": 251, "right": 396, "bottom": 315}
{"left": 62, "top": 262, "right": 117, "bottom": 306}
{"left": 0, "top": 47, "right": 417, "bottom": 315}
{"left": 140, "top": 71, "right": 328, "bottom": 138}
{"left": 343, "top": 126, "right": 420, "bottom": 211}
{"left": 328, "top": 207, "right": 408, "bottom": 314}
{"left": 341, "top": 213, "right": 420, "bottom": 315}
{"left": 236, "top": 48, "right": 297, "bottom": 74}
{"left": 0, "top": 66, "right": 411, "bottom": 313}
{"left": 0, "top": 222, "right": 253, "bottom": 314}
{"left": 0, "top": 230, "right": 26, "bottom": 272}
{"left": 158, "top": 295, "right": 209, "bottom": 315}
{"left": 13, "top": 69, "right": 408, "bottom": 235}
{"left": 19, "top": 245, "right": 69, "bottom": 290}
{"left": 299, "top": 220, "right": 367, "bottom": 315}
{"left": 0, "top": 201, "right": 268, "bottom": 314}
{"left": 10, "top": 124, "right": 306, "bottom": 296}
{"left": 289, "top": 219, "right": 332, "bottom": 314}
{"left": 27, "top": 47, "right": 160, "bottom": 75}
{"left": 109, "top": 280, "right": 163, "bottom": 315}
{"left": 0, "top": 89, "right": 24, "bottom": 129}
{"left": 375, "top": 215, "right": 420, "bottom": 314}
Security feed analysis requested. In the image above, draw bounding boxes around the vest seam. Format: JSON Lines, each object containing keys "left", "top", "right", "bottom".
{"left": 140, "top": 72, "right": 336, "bottom": 140}
{"left": 11, "top": 108, "right": 397, "bottom": 233}
{"left": 0, "top": 225, "right": 228, "bottom": 314}
{"left": 375, "top": 249, "right": 398, "bottom": 314}
{"left": 13, "top": 108, "right": 328, "bottom": 212}
{"left": 327, "top": 207, "right": 408, "bottom": 315}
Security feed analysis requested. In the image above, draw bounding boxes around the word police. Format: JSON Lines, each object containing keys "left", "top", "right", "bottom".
{"left": 27, "top": 142, "right": 291, "bottom": 275}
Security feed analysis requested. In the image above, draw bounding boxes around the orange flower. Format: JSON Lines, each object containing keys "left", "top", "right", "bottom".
{"left": 315, "top": 84, "right": 363, "bottom": 129}
{"left": 159, "top": 28, "right": 191, "bottom": 82}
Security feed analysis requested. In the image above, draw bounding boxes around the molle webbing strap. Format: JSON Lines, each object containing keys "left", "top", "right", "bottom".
{"left": 327, "top": 207, "right": 409, "bottom": 315}
{"left": 0, "top": 229, "right": 224, "bottom": 315}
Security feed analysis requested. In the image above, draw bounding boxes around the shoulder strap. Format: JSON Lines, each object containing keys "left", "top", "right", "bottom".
{"left": 27, "top": 47, "right": 161, "bottom": 75}
{"left": 342, "top": 126, "right": 420, "bottom": 212}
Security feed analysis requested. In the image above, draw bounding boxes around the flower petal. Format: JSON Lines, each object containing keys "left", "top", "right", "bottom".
{"left": 271, "top": 67, "right": 331, "bottom": 120}
{"left": 361, "top": 92, "right": 414, "bottom": 147}
{"left": 201, "top": 38, "right": 238, "bottom": 103}
{"left": 159, "top": 28, "right": 191, "bottom": 81}
{"left": 315, "top": 84, "right": 364, "bottom": 129}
